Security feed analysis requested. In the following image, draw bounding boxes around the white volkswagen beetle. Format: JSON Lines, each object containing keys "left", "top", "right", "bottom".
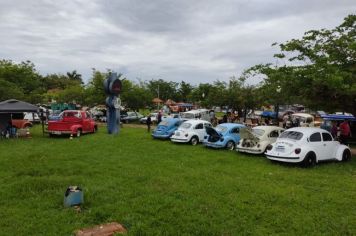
{"left": 170, "top": 119, "right": 212, "bottom": 145}
{"left": 265, "top": 127, "right": 351, "bottom": 167}
{"left": 236, "top": 126, "right": 285, "bottom": 154}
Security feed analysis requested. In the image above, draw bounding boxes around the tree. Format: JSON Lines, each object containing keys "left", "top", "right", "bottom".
{"left": 66, "top": 70, "right": 83, "bottom": 84}
{"left": 178, "top": 81, "right": 193, "bottom": 102}
{"left": 274, "top": 14, "right": 356, "bottom": 114}
{"left": 249, "top": 14, "right": 356, "bottom": 114}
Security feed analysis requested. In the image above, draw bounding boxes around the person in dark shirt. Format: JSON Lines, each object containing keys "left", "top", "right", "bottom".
{"left": 146, "top": 115, "right": 152, "bottom": 132}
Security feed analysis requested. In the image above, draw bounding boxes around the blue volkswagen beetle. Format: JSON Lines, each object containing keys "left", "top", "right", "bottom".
{"left": 152, "top": 118, "right": 184, "bottom": 139}
{"left": 203, "top": 123, "right": 246, "bottom": 150}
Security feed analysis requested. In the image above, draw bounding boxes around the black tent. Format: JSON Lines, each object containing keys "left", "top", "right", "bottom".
{"left": 0, "top": 99, "right": 40, "bottom": 133}
{"left": 0, "top": 99, "right": 39, "bottom": 113}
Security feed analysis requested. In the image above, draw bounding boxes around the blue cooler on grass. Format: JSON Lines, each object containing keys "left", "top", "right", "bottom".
{"left": 64, "top": 186, "right": 83, "bottom": 207}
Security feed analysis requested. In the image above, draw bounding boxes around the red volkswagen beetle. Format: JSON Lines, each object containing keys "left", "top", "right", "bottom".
{"left": 47, "top": 110, "right": 97, "bottom": 137}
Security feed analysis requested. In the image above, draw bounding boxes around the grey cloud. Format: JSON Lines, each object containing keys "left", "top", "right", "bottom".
{"left": 0, "top": 0, "right": 355, "bottom": 85}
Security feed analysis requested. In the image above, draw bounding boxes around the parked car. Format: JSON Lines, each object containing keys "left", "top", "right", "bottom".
{"left": 180, "top": 109, "right": 210, "bottom": 121}
{"left": 265, "top": 127, "right": 351, "bottom": 167}
{"left": 236, "top": 126, "right": 284, "bottom": 154}
{"left": 47, "top": 110, "right": 97, "bottom": 137}
{"left": 291, "top": 113, "right": 315, "bottom": 127}
{"left": 121, "top": 111, "right": 144, "bottom": 123}
{"left": 171, "top": 119, "right": 212, "bottom": 145}
{"left": 152, "top": 118, "right": 185, "bottom": 139}
{"left": 24, "top": 112, "right": 41, "bottom": 123}
{"left": 203, "top": 123, "right": 246, "bottom": 150}
{"left": 11, "top": 119, "right": 32, "bottom": 129}
{"left": 140, "top": 113, "right": 169, "bottom": 124}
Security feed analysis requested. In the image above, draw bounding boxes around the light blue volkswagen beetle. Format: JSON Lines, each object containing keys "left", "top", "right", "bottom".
{"left": 203, "top": 123, "right": 246, "bottom": 150}
{"left": 152, "top": 118, "right": 184, "bottom": 139}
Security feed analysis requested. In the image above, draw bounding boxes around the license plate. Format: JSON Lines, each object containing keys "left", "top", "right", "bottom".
{"left": 276, "top": 146, "right": 285, "bottom": 152}
{"left": 53, "top": 131, "right": 61, "bottom": 135}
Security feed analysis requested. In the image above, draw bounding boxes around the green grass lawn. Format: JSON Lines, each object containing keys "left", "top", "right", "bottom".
{"left": 0, "top": 125, "right": 355, "bottom": 235}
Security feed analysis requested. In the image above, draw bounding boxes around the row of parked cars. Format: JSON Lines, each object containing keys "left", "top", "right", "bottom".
{"left": 152, "top": 117, "right": 352, "bottom": 167}
{"left": 45, "top": 109, "right": 352, "bottom": 167}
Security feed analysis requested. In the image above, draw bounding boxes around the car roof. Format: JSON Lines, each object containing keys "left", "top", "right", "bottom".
{"left": 184, "top": 119, "right": 210, "bottom": 125}
{"left": 218, "top": 123, "right": 245, "bottom": 128}
{"left": 253, "top": 125, "right": 284, "bottom": 132}
{"left": 284, "top": 127, "right": 330, "bottom": 135}
{"left": 292, "top": 113, "right": 313, "bottom": 118}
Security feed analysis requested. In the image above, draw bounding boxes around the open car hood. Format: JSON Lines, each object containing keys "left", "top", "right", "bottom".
{"left": 240, "top": 128, "right": 259, "bottom": 142}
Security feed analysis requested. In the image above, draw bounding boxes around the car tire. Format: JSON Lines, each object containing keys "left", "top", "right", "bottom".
{"left": 342, "top": 149, "right": 351, "bottom": 162}
{"left": 93, "top": 126, "right": 98, "bottom": 133}
{"left": 302, "top": 152, "right": 316, "bottom": 168}
{"left": 226, "top": 141, "right": 235, "bottom": 150}
{"left": 190, "top": 136, "right": 199, "bottom": 146}
{"left": 76, "top": 129, "right": 82, "bottom": 137}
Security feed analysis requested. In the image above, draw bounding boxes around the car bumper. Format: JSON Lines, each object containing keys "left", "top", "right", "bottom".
{"left": 47, "top": 130, "right": 73, "bottom": 135}
{"left": 266, "top": 154, "right": 301, "bottom": 163}
{"left": 152, "top": 133, "right": 171, "bottom": 139}
{"left": 171, "top": 137, "right": 189, "bottom": 143}
{"left": 236, "top": 147, "right": 264, "bottom": 154}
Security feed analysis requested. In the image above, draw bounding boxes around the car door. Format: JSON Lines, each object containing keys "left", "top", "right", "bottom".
{"left": 309, "top": 132, "right": 325, "bottom": 160}
{"left": 83, "top": 112, "right": 92, "bottom": 132}
{"left": 194, "top": 123, "right": 205, "bottom": 141}
{"left": 229, "top": 127, "right": 240, "bottom": 142}
{"left": 321, "top": 132, "right": 338, "bottom": 160}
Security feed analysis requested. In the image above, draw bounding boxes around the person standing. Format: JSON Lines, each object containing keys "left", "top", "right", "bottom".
{"left": 157, "top": 111, "right": 162, "bottom": 124}
{"left": 339, "top": 119, "right": 351, "bottom": 145}
{"left": 330, "top": 121, "right": 338, "bottom": 139}
{"left": 146, "top": 115, "right": 152, "bottom": 132}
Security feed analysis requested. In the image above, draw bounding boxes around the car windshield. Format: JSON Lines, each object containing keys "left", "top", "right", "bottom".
{"left": 279, "top": 131, "right": 303, "bottom": 140}
{"left": 181, "top": 113, "right": 195, "bottom": 119}
{"left": 180, "top": 123, "right": 192, "bottom": 129}
{"left": 127, "top": 112, "right": 135, "bottom": 116}
{"left": 252, "top": 128, "right": 265, "bottom": 136}
{"left": 216, "top": 125, "right": 228, "bottom": 133}
{"left": 159, "top": 120, "right": 170, "bottom": 126}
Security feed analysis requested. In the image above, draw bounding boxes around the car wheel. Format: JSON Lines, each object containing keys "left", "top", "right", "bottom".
{"left": 342, "top": 149, "right": 351, "bottom": 162}
{"left": 226, "top": 141, "right": 235, "bottom": 150}
{"left": 125, "top": 120, "right": 129, "bottom": 124}
{"left": 302, "top": 152, "right": 316, "bottom": 168}
{"left": 190, "top": 136, "right": 199, "bottom": 146}
{"left": 76, "top": 129, "right": 82, "bottom": 137}
{"left": 93, "top": 126, "right": 98, "bottom": 133}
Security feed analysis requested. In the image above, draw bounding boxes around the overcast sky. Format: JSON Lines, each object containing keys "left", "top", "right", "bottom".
{"left": 0, "top": 0, "right": 354, "bottom": 85}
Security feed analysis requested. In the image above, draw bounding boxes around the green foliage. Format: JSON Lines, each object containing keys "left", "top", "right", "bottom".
{"left": 251, "top": 14, "right": 356, "bottom": 114}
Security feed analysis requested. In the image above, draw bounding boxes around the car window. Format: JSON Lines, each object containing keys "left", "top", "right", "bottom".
{"left": 280, "top": 131, "right": 303, "bottom": 140}
{"left": 180, "top": 123, "right": 192, "bottom": 129}
{"left": 216, "top": 125, "right": 228, "bottom": 133}
{"left": 204, "top": 123, "right": 212, "bottom": 128}
{"left": 195, "top": 123, "right": 204, "bottom": 129}
{"left": 252, "top": 128, "right": 265, "bottom": 137}
{"left": 269, "top": 130, "right": 279, "bottom": 138}
{"left": 322, "top": 132, "right": 333, "bottom": 142}
{"left": 230, "top": 127, "right": 240, "bottom": 134}
{"left": 309, "top": 132, "right": 322, "bottom": 142}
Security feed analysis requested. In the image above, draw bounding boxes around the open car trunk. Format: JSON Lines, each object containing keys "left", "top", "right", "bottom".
{"left": 205, "top": 126, "right": 221, "bottom": 142}
{"left": 240, "top": 127, "right": 260, "bottom": 147}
